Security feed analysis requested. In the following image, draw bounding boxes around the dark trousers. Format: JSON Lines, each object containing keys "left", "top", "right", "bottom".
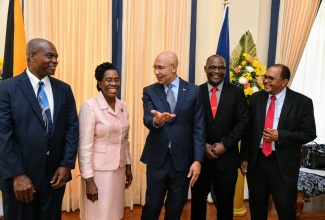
{"left": 2, "top": 176, "right": 66, "bottom": 220}
{"left": 141, "top": 153, "right": 190, "bottom": 220}
{"left": 191, "top": 159, "right": 238, "bottom": 220}
{"left": 247, "top": 150, "right": 297, "bottom": 220}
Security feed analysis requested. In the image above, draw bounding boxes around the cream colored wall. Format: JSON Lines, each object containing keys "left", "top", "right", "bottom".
{"left": 195, "top": 0, "right": 272, "bottom": 85}
{"left": 0, "top": 0, "right": 9, "bottom": 57}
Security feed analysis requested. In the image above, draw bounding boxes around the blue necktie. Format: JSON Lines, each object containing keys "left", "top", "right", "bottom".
{"left": 37, "top": 81, "right": 53, "bottom": 136}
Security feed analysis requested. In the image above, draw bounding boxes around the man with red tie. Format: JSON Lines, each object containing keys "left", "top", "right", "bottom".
{"left": 191, "top": 54, "right": 249, "bottom": 220}
{"left": 241, "top": 64, "right": 317, "bottom": 220}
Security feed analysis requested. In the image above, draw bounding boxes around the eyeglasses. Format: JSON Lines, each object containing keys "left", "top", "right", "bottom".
{"left": 262, "top": 75, "right": 287, "bottom": 82}
{"left": 207, "top": 66, "right": 227, "bottom": 72}
{"left": 152, "top": 64, "right": 174, "bottom": 71}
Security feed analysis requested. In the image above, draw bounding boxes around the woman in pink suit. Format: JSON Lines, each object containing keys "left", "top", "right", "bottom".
{"left": 78, "top": 62, "right": 132, "bottom": 220}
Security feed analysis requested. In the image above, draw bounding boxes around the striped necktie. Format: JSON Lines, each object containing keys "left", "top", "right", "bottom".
{"left": 37, "top": 81, "right": 53, "bottom": 135}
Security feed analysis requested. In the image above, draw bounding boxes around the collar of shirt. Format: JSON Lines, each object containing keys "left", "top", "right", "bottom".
{"left": 207, "top": 81, "right": 224, "bottom": 99}
{"left": 267, "top": 87, "right": 286, "bottom": 107}
{"left": 26, "top": 68, "right": 54, "bottom": 119}
{"left": 26, "top": 68, "right": 51, "bottom": 97}
{"left": 164, "top": 75, "right": 180, "bottom": 100}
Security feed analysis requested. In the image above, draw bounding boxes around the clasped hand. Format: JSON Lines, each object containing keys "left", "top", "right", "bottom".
{"left": 205, "top": 143, "right": 226, "bottom": 159}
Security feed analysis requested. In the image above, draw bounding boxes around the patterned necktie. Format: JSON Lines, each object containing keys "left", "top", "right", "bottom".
{"left": 210, "top": 87, "right": 218, "bottom": 118}
{"left": 262, "top": 95, "right": 276, "bottom": 157}
{"left": 167, "top": 84, "right": 176, "bottom": 113}
{"left": 38, "top": 81, "right": 53, "bottom": 135}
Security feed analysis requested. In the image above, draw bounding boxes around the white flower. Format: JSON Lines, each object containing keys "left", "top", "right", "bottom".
{"left": 238, "top": 77, "right": 247, "bottom": 84}
{"left": 245, "top": 66, "right": 254, "bottom": 73}
{"left": 252, "top": 86, "right": 259, "bottom": 93}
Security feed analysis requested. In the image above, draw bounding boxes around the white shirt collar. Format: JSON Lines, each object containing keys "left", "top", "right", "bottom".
{"left": 26, "top": 68, "right": 51, "bottom": 92}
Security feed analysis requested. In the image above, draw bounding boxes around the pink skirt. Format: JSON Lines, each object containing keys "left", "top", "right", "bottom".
{"left": 79, "top": 167, "right": 125, "bottom": 220}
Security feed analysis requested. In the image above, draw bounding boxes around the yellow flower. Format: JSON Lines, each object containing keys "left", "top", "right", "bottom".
{"left": 252, "top": 59, "right": 260, "bottom": 68}
{"left": 244, "top": 87, "right": 253, "bottom": 96}
{"left": 230, "top": 53, "right": 266, "bottom": 101}
{"left": 0, "top": 57, "right": 3, "bottom": 74}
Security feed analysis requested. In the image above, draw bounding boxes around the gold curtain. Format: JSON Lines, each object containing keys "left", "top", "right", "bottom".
{"left": 24, "top": 0, "right": 112, "bottom": 211}
{"left": 23, "top": 0, "right": 192, "bottom": 211}
{"left": 276, "top": 0, "right": 321, "bottom": 86}
{"left": 121, "top": 0, "right": 192, "bottom": 207}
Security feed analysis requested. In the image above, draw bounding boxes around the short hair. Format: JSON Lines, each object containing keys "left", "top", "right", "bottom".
{"left": 206, "top": 54, "right": 226, "bottom": 65}
{"left": 272, "top": 64, "right": 291, "bottom": 81}
{"left": 26, "top": 38, "right": 45, "bottom": 62}
{"left": 94, "top": 62, "right": 120, "bottom": 91}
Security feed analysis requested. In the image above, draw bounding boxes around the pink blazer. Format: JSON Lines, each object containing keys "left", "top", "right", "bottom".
{"left": 78, "top": 91, "right": 131, "bottom": 179}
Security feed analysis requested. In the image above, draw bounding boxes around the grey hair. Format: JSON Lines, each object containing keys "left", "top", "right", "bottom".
{"left": 26, "top": 38, "right": 45, "bottom": 62}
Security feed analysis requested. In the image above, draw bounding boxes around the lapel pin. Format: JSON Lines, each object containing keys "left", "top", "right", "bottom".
{"left": 183, "top": 88, "right": 186, "bottom": 91}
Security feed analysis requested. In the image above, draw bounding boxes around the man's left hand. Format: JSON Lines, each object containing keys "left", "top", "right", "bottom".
{"left": 263, "top": 129, "right": 279, "bottom": 142}
{"left": 187, "top": 161, "right": 201, "bottom": 187}
{"left": 210, "top": 142, "right": 226, "bottom": 157}
{"left": 50, "top": 166, "right": 70, "bottom": 189}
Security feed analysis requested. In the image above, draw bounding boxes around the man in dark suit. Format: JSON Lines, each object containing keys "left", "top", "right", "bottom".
{"left": 0, "top": 38, "right": 79, "bottom": 220}
{"left": 191, "top": 54, "right": 249, "bottom": 220}
{"left": 140, "top": 51, "right": 205, "bottom": 220}
{"left": 241, "top": 64, "right": 316, "bottom": 220}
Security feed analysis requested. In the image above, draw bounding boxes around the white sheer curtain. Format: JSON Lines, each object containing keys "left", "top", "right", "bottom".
{"left": 290, "top": 2, "right": 325, "bottom": 143}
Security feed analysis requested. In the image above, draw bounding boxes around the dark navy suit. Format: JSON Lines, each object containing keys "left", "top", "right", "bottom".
{"left": 0, "top": 71, "right": 79, "bottom": 220}
{"left": 141, "top": 78, "right": 205, "bottom": 219}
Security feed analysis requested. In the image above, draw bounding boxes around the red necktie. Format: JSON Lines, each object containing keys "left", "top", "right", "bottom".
{"left": 210, "top": 88, "right": 218, "bottom": 118}
{"left": 262, "top": 95, "right": 276, "bottom": 157}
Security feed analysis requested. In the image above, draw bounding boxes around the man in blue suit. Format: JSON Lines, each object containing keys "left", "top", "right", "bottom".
{"left": 141, "top": 51, "right": 205, "bottom": 220}
{"left": 0, "top": 38, "right": 79, "bottom": 220}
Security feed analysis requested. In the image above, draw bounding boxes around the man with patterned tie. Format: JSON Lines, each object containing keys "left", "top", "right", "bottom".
{"left": 141, "top": 51, "right": 205, "bottom": 219}
{"left": 240, "top": 64, "right": 317, "bottom": 220}
{"left": 0, "top": 38, "right": 79, "bottom": 220}
{"left": 191, "top": 54, "right": 249, "bottom": 220}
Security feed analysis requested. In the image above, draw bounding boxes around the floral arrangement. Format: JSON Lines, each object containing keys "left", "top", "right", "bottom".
{"left": 229, "top": 31, "right": 266, "bottom": 101}
{"left": 230, "top": 53, "right": 266, "bottom": 98}
{"left": 0, "top": 57, "right": 3, "bottom": 81}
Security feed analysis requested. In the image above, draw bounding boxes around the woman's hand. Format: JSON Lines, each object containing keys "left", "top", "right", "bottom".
{"left": 125, "top": 165, "right": 133, "bottom": 189}
{"left": 85, "top": 177, "right": 98, "bottom": 202}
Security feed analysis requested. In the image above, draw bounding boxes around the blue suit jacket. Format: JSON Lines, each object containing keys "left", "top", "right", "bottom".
{"left": 0, "top": 71, "right": 79, "bottom": 191}
{"left": 140, "top": 78, "right": 205, "bottom": 171}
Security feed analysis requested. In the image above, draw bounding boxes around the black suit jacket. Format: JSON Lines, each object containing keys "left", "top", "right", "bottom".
{"left": 200, "top": 82, "right": 249, "bottom": 170}
{"left": 141, "top": 78, "right": 205, "bottom": 171}
{"left": 0, "top": 71, "right": 79, "bottom": 191}
{"left": 241, "top": 88, "right": 316, "bottom": 187}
